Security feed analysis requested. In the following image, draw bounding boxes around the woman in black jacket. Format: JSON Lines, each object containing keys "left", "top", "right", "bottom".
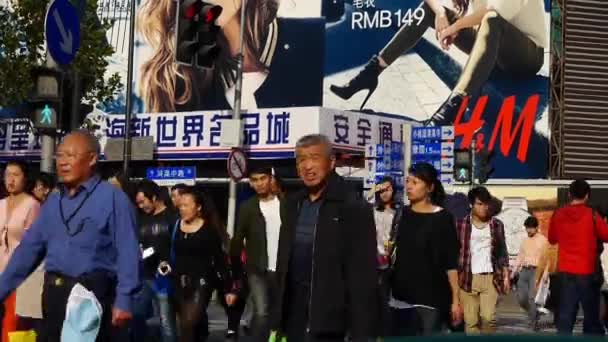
{"left": 388, "top": 163, "right": 462, "bottom": 336}
{"left": 171, "top": 186, "right": 238, "bottom": 342}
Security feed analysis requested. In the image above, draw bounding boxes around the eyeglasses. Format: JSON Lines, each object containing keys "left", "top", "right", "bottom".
{"left": 54, "top": 151, "right": 93, "bottom": 161}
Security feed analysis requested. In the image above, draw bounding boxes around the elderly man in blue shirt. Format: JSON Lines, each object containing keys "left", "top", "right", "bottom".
{"left": 0, "top": 130, "right": 141, "bottom": 341}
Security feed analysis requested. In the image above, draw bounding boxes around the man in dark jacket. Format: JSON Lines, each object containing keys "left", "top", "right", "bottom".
{"left": 231, "top": 166, "right": 285, "bottom": 340}
{"left": 271, "top": 134, "right": 378, "bottom": 341}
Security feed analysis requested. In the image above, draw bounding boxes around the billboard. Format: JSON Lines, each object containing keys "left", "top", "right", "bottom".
{"left": 130, "top": 0, "right": 324, "bottom": 114}
{"left": 324, "top": 0, "right": 551, "bottom": 178}
{"left": 0, "top": 0, "right": 553, "bottom": 180}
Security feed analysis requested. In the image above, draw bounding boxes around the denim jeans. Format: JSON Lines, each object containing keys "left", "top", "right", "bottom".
{"left": 557, "top": 273, "right": 604, "bottom": 335}
{"left": 132, "top": 279, "right": 177, "bottom": 342}
{"left": 516, "top": 267, "right": 538, "bottom": 322}
{"left": 248, "top": 270, "right": 277, "bottom": 341}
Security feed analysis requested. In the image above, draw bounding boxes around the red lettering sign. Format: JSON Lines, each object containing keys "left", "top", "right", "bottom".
{"left": 454, "top": 95, "right": 540, "bottom": 163}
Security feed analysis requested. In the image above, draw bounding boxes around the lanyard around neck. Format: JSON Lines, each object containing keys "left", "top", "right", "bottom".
{"left": 59, "top": 179, "right": 102, "bottom": 236}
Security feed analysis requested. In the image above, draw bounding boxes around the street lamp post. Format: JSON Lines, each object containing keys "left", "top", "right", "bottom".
{"left": 122, "top": 0, "right": 137, "bottom": 176}
{"left": 226, "top": 0, "right": 247, "bottom": 237}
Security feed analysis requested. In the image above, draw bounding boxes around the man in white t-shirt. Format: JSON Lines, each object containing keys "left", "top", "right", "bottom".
{"left": 230, "top": 166, "right": 283, "bottom": 341}
{"left": 456, "top": 187, "right": 510, "bottom": 334}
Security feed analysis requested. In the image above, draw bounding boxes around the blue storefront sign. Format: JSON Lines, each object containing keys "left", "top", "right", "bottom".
{"left": 146, "top": 166, "right": 196, "bottom": 186}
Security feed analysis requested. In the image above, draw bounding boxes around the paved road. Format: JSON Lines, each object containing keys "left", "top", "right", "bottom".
{"left": 147, "top": 293, "right": 574, "bottom": 341}
{"left": 205, "top": 293, "right": 565, "bottom": 340}
{"left": 497, "top": 292, "right": 559, "bottom": 335}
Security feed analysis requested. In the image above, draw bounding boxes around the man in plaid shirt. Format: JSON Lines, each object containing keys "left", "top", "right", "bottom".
{"left": 456, "top": 187, "right": 510, "bottom": 334}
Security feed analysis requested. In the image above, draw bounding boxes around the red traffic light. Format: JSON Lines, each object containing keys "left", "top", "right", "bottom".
{"left": 183, "top": 0, "right": 202, "bottom": 19}
{"left": 202, "top": 5, "right": 222, "bottom": 23}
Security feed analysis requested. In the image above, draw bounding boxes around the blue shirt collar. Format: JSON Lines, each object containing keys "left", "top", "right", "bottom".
{"left": 60, "top": 174, "right": 101, "bottom": 197}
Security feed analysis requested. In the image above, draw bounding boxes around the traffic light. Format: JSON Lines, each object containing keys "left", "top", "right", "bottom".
{"left": 477, "top": 149, "right": 495, "bottom": 184}
{"left": 60, "top": 73, "right": 93, "bottom": 131}
{"left": 176, "top": 0, "right": 222, "bottom": 68}
{"left": 28, "top": 67, "right": 63, "bottom": 133}
{"left": 454, "top": 148, "right": 472, "bottom": 184}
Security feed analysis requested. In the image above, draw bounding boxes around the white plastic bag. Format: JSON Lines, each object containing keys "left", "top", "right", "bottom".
{"left": 535, "top": 275, "right": 550, "bottom": 307}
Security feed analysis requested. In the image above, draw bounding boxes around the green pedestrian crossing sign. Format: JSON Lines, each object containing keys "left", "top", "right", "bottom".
{"left": 458, "top": 168, "right": 467, "bottom": 179}
{"left": 33, "top": 102, "right": 58, "bottom": 131}
{"left": 41, "top": 105, "right": 53, "bottom": 124}
{"left": 28, "top": 66, "right": 63, "bottom": 133}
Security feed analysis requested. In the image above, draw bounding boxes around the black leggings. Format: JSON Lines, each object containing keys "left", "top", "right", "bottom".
{"left": 216, "top": 285, "right": 247, "bottom": 332}
{"left": 175, "top": 279, "right": 213, "bottom": 342}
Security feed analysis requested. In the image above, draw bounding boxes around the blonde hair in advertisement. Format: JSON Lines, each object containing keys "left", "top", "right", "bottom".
{"left": 137, "top": 0, "right": 279, "bottom": 113}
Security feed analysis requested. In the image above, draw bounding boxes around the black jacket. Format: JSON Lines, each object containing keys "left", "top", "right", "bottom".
{"left": 272, "top": 173, "right": 378, "bottom": 340}
{"left": 230, "top": 195, "right": 285, "bottom": 274}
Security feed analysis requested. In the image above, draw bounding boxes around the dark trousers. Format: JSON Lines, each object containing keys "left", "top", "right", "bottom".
{"left": 557, "top": 273, "right": 604, "bottom": 335}
{"left": 42, "top": 271, "right": 128, "bottom": 342}
{"left": 285, "top": 282, "right": 310, "bottom": 342}
{"left": 388, "top": 306, "right": 442, "bottom": 336}
{"left": 175, "top": 274, "right": 213, "bottom": 342}
{"left": 216, "top": 283, "right": 247, "bottom": 333}
{"left": 248, "top": 270, "right": 277, "bottom": 341}
{"left": 546, "top": 273, "right": 561, "bottom": 326}
{"left": 16, "top": 317, "right": 44, "bottom": 339}
{"left": 284, "top": 283, "right": 345, "bottom": 342}
{"left": 378, "top": 269, "right": 391, "bottom": 336}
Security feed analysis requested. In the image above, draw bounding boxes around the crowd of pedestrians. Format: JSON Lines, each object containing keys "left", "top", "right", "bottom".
{"left": 0, "top": 131, "right": 605, "bottom": 341}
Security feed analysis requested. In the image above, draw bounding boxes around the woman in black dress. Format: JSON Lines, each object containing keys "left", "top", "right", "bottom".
{"left": 171, "top": 187, "right": 238, "bottom": 342}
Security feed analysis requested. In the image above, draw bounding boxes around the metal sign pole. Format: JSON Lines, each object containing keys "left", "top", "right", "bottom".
{"left": 471, "top": 139, "right": 476, "bottom": 186}
{"left": 226, "top": 0, "right": 247, "bottom": 238}
{"left": 40, "top": 53, "right": 57, "bottom": 175}
{"left": 69, "top": 70, "right": 81, "bottom": 130}
{"left": 122, "top": 0, "right": 137, "bottom": 176}
{"left": 41, "top": 1, "right": 59, "bottom": 175}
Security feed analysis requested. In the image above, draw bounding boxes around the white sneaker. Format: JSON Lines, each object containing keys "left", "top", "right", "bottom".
{"left": 538, "top": 307, "right": 550, "bottom": 315}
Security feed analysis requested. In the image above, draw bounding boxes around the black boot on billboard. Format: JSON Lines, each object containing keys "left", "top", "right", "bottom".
{"left": 330, "top": 55, "right": 383, "bottom": 110}
{"left": 424, "top": 93, "right": 465, "bottom": 127}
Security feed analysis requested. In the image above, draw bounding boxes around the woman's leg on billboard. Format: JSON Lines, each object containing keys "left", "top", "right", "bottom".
{"left": 330, "top": 1, "right": 439, "bottom": 109}
{"left": 426, "top": 11, "right": 544, "bottom": 126}
{"left": 455, "top": 12, "right": 543, "bottom": 95}
{"left": 378, "top": 2, "right": 435, "bottom": 66}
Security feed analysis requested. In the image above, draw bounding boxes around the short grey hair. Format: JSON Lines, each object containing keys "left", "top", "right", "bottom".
{"left": 71, "top": 129, "right": 101, "bottom": 155}
{"left": 295, "top": 134, "right": 334, "bottom": 157}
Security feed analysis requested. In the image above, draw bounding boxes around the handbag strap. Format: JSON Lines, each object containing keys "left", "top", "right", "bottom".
{"left": 170, "top": 219, "right": 180, "bottom": 266}
{"left": 388, "top": 204, "right": 405, "bottom": 245}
